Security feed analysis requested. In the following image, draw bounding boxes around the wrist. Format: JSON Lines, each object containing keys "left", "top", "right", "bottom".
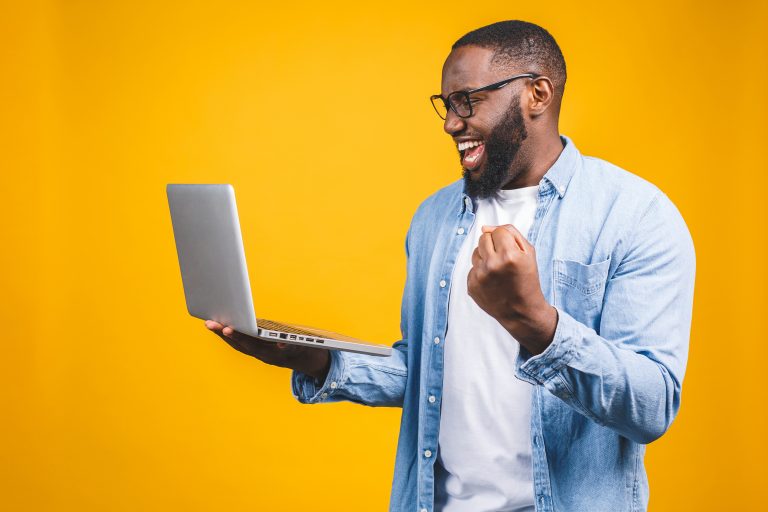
{"left": 501, "top": 302, "right": 558, "bottom": 355}
{"left": 303, "top": 350, "right": 331, "bottom": 381}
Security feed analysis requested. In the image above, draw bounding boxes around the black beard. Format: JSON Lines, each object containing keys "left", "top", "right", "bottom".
{"left": 461, "top": 95, "right": 528, "bottom": 199}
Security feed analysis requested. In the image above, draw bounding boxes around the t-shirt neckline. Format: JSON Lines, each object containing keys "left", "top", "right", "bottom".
{"left": 492, "top": 185, "right": 539, "bottom": 203}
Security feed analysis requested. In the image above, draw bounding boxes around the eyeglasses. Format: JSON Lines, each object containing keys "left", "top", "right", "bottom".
{"left": 430, "top": 73, "right": 538, "bottom": 120}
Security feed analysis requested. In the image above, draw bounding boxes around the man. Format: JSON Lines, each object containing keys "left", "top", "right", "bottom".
{"left": 206, "top": 20, "right": 695, "bottom": 512}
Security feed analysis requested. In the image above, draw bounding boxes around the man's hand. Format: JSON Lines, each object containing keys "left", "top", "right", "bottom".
{"left": 205, "top": 321, "right": 331, "bottom": 380}
{"left": 467, "top": 224, "right": 558, "bottom": 355}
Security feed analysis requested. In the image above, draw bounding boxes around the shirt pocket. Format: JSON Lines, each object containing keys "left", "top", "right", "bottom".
{"left": 552, "top": 257, "right": 611, "bottom": 329}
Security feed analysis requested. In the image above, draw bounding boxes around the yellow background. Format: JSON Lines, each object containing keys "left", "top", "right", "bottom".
{"left": 2, "top": 0, "right": 766, "bottom": 510}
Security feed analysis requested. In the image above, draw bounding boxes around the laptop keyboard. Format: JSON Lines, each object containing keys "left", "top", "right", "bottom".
{"left": 257, "top": 319, "right": 325, "bottom": 337}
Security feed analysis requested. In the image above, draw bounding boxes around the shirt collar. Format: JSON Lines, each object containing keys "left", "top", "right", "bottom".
{"left": 459, "top": 135, "right": 579, "bottom": 214}
{"left": 541, "top": 135, "right": 579, "bottom": 199}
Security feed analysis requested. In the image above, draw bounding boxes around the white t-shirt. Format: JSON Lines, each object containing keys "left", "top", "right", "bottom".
{"left": 435, "top": 185, "right": 539, "bottom": 512}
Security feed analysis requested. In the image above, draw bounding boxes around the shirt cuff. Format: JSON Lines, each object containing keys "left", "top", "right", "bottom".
{"left": 291, "top": 349, "right": 347, "bottom": 404}
{"left": 516, "top": 306, "right": 580, "bottom": 386}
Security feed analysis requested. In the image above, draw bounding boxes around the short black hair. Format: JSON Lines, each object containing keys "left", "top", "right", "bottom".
{"left": 452, "top": 20, "right": 567, "bottom": 98}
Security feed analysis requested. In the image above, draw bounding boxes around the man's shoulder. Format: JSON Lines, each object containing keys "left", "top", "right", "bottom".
{"left": 574, "top": 152, "right": 691, "bottom": 247}
{"left": 578, "top": 154, "right": 660, "bottom": 199}
{"left": 573, "top": 153, "right": 675, "bottom": 221}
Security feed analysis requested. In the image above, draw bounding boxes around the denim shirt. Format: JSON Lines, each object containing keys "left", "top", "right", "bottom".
{"left": 292, "top": 136, "right": 696, "bottom": 512}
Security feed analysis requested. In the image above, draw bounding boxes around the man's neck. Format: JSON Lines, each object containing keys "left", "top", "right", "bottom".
{"left": 502, "top": 133, "right": 565, "bottom": 189}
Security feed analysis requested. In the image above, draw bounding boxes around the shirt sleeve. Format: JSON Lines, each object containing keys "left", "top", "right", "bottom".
{"left": 291, "top": 342, "right": 409, "bottom": 406}
{"left": 515, "top": 192, "right": 696, "bottom": 444}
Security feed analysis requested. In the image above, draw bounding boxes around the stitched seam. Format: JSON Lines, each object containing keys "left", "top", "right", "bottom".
{"left": 625, "top": 193, "right": 661, "bottom": 257}
{"left": 554, "top": 271, "right": 604, "bottom": 294}
{"left": 632, "top": 445, "right": 642, "bottom": 511}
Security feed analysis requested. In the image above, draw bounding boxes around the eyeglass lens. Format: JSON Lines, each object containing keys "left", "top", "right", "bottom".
{"left": 431, "top": 92, "right": 473, "bottom": 120}
{"left": 447, "top": 92, "right": 472, "bottom": 118}
{"left": 431, "top": 96, "right": 448, "bottom": 120}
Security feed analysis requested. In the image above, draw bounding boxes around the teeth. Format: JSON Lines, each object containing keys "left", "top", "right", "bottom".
{"left": 458, "top": 140, "right": 484, "bottom": 151}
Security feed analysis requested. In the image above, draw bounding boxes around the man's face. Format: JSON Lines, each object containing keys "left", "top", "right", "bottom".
{"left": 440, "top": 46, "right": 529, "bottom": 198}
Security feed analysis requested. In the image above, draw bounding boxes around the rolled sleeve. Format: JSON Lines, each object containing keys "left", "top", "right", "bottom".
{"left": 516, "top": 307, "right": 578, "bottom": 386}
{"left": 291, "top": 343, "right": 409, "bottom": 407}
{"left": 291, "top": 349, "right": 347, "bottom": 404}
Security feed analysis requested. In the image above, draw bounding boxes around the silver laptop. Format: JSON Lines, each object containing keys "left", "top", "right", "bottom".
{"left": 167, "top": 184, "right": 391, "bottom": 357}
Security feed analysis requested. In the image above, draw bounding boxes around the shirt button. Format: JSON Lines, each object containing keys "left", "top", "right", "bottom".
{"left": 457, "top": 227, "right": 465, "bottom": 235}
{"left": 321, "top": 392, "right": 328, "bottom": 399}
{"left": 439, "top": 279, "right": 446, "bottom": 288}
{"left": 433, "top": 337, "right": 440, "bottom": 345}
{"left": 424, "top": 449, "right": 432, "bottom": 458}
{"left": 329, "top": 381, "right": 338, "bottom": 389}
{"left": 428, "top": 395, "right": 436, "bottom": 403}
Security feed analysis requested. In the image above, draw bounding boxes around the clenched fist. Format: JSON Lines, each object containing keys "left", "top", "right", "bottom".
{"left": 467, "top": 224, "right": 558, "bottom": 355}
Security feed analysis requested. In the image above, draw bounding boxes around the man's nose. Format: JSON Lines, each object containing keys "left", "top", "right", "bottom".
{"left": 443, "top": 109, "right": 466, "bottom": 135}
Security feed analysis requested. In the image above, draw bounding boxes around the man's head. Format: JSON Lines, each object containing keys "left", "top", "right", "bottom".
{"left": 436, "top": 21, "right": 567, "bottom": 197}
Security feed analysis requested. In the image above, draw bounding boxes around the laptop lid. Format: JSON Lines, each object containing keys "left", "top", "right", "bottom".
{"left": 167, "top": 184, "right": 260, "bottom": 337}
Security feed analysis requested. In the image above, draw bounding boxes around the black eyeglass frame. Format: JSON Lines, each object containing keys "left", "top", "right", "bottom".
{"left": 430, "top": 73, "right": 539, "bottom": 120}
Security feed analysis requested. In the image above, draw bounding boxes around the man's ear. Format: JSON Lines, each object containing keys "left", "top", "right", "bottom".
{"left": 527, "top": 76, "right": 555, "bottom": 118}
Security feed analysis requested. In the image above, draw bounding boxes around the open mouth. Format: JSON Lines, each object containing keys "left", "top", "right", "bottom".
{"left": 458, "top": 140, "right": 486, "bottom": 172}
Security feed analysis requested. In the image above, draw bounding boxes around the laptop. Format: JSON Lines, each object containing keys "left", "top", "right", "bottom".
{"left": 166, "top": 184, "right": 391, "bottom": 357}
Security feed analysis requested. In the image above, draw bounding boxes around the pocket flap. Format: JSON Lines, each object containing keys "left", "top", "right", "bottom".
{"left": 553, "top": 257, "right": 611, "bottom": 295}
